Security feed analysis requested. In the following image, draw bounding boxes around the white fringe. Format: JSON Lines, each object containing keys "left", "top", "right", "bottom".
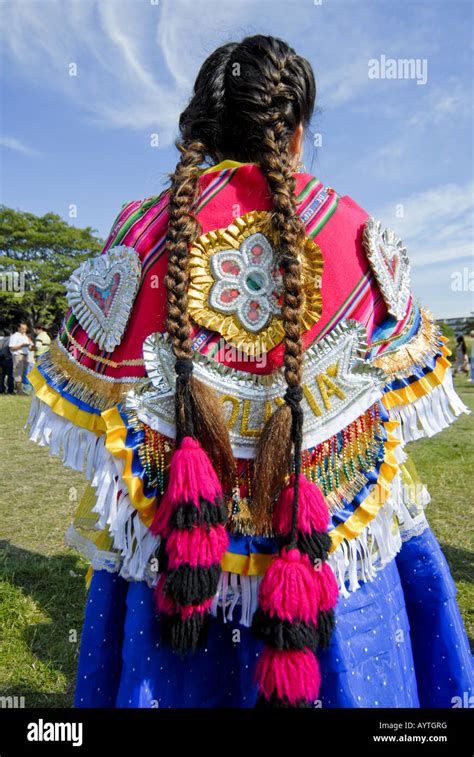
{"left": 390, "top": 369, "right": 470, "bottom": 445}
{"left": 26, "top": 397, "right": 160, "bottom": 582}
{"left": 208, "top": 449, "right": 429, "bottom": 623}
{"left": 64, "top": 523, "right": 122, "bottom": 574}
{"left": 28, "top": 378, "right": 446, "bottom": 621}
{"left": 212, "top": 572, "right": 263, "bottom": 628}
{"left": 328, "top": 443, "right": 429, "bottom": 598}
{"left": 27, "top": 395, "right": 100, "bottom": 479}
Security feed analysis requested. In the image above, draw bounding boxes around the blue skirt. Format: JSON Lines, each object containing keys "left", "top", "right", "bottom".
{"left": 74, "top": 528, "right": 473, "bottom": 708}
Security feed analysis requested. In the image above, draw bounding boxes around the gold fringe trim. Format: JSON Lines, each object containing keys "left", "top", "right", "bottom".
{"left": 63, "top": 322, "right": 145, "bottom": 368}
{"left": 328, "top": 418, "right": 401, "bottom": 552}
{"left": 373, "top": 307, "right": 444, "bottom": 378}
{"left": 44, "top": 340, "right": 142, "bottom": 410}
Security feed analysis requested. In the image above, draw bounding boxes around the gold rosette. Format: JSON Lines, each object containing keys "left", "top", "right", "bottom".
{"left": 188, "top": 210, "right": 324, "bottom": 355}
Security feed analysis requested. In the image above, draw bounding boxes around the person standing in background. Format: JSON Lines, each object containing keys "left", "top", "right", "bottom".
{"left": 454, "top": 334, "right": 469, "bottom": 376}
{"left": 9, "top": 322, "right": 33, "bottom": 395}
{"left": 0, "top": 331, "right": 14, "bottom": 394}
{"left": 468, "top": 330, "right": 474, "bottom": 382}
{"left": 34, "top": 324, "right": 51, "bottom": 357}
{"left": 24, "top": 327, "right": 38, "bottom": 392}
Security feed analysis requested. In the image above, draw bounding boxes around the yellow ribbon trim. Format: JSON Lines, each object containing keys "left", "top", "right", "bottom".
{"left": 28, "top": 366, "right": 106, "bottom": 435}
{"left": 101, "top": 406, "right": 157, "bottom": 526}
{"left": 85, "top": 566, "right": 94, "bottom": 590}
{"left": 221, "top": 551, "right": 275, "bottom": 576}
{"left": 98, "top": 412, "right": 402, "bottom": 573}
{"left": 382, "top": 347, "right": 451, "bottom": 410}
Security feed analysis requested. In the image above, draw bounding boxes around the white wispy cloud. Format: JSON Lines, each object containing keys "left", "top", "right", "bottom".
{"left": 373, "top": 181, "right": 474, "bottom": 267}
{"left": 0, "top": 0, "right": 441, "bottom": 137}
{"left": 0, "top": 0, "right": 261, "bottom": 141}
{"left": 0, "top": 136, "right": 40, "bottom": 156}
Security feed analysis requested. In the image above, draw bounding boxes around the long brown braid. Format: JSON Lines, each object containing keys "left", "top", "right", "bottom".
{"left": 165, "top": 139, "right": 235, "bottom": 479}
{"left": 165, "top": 35, "right": 315, "bottom": 520}
{"left": 251, "top": 117, "right": 307, "bottom": 526}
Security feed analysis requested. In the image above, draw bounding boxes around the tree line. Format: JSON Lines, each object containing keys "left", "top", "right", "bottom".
{"left": 0, "top": 206, "right": 103, "bottom": 335}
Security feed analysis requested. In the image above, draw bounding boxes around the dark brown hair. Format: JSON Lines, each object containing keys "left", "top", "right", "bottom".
{"left": 165, "top": 35, "right": 316, "bottom": 520}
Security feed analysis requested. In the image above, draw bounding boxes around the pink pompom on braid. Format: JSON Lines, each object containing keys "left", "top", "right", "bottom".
{"left": 315, "top": 560, "right": 339, "bottom": 612}
{"left": 252, "top": 384, "right": 339, "bottom": 706}
{"left": 151, "top": 437, "right": 224, "bottom": 537}
{"left": 152, "top": 432, "right": 229, "bottom": 652}
{"left": 258, "top": 547, "right": 320, "bottom": 624}
{"left": 255, "top": 647, "right": 321, "bottom": 707}
{"left": 166, "top": 524, "right": 229, "bottom": 569}
{"left": 273, "top": 473, "right": 330, "bottom": 535}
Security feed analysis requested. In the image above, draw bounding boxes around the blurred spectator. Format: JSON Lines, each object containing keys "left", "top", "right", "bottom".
{"left": 0, "top": 330, "right": 14, "bottom": 394}
{"left": 454, "top": 334, "right": 469, "bottom": 376}
{"left": 34, "top": 324, "right": 51, "bottom": 357}
{"left": 468, "top": 330, "right": 474, "bottom": 383}
{"left": 9, "top": 322, "right": 34, "bottom": 395}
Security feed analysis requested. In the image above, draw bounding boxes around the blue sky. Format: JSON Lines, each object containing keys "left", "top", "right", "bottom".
{"left": 1, "top": 0, "right": 473, "bottom": 318}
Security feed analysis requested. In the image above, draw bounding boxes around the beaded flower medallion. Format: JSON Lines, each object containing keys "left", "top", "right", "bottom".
{"left": 188, "top": 211, "right": 324, "bottom": 355}
{"left": 363, "top": 217, "right": 411, "bottom": 320}
{"left": 66, "top": 245, "right": 141, "bottom": 352}
{"left": 209, "top": 231, "right": 283, "bottom": 333}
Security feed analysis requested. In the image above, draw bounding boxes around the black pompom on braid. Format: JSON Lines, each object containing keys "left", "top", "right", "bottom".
{"left": 317, "top": 608, "right": 336, "bottom": 648}
{"left": 297, "top": 529, "right": 332, "bottom": 564}
{"left": 160, "top": 611, "right": 210, "bottom": 655}
{"left": 170, "top": 497, "right": 228, "bottom": 531}
{"left": 164, "top": 563, "right": 222, "bottom": 607}
{"left": 252, "top": 607, "right": 319, "bottom": 651}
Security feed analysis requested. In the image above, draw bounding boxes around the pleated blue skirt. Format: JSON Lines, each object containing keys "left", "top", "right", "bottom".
{"left": 74, "top": 528, "right": 473, "bottom": 708}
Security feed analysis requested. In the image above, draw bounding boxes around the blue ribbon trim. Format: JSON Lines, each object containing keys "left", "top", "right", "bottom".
{"left": 34, "top": 361, "right": 102, "bottom": 416}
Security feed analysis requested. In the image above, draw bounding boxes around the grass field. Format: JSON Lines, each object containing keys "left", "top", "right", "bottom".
{"left": 0, "top": 377, "right": 473, "bottom": 708}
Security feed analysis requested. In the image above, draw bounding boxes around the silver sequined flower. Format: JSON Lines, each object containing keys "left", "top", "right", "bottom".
{"left": 209, "top": 232, "right": 283, "bottom": 332}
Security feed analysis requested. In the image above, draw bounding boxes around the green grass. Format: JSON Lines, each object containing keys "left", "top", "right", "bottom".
{"left": 0, "top": 379, "right": 473, "bottom": 708}
{"left": 0, "top": 395, "right": 89, "bottom": 708}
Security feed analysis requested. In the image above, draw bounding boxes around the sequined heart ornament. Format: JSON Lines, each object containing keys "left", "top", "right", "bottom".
{"left": 363, "top": 217, "right": 411, "bottom": 320}
{"left": 66, "top": 245, "right": 141, "bottom": 352}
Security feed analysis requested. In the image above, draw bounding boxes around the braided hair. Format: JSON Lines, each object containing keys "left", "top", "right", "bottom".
{"left": 166, "top": 35, "right": 316, "bottom": 523}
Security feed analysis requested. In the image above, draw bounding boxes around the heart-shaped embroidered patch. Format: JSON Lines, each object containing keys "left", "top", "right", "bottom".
{"left": 87, "top": 272, "right": 121, "bottom": 318}
{"left": 66, "top": 245, "right": 141, "bottom": 352}
{"left": 363, "top": 217, "right": 411, "bottom": 320}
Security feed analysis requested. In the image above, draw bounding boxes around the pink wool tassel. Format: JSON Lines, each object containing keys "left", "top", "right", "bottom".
{"left": 316, "top": 561, "right": 339, "bottom": 612}
{"left": 273, "top": 473, "right": 330, "bottom": 535}
{"left": 151, "top": 437, "right": 224, "bottom": 538}
{"left": 258, "top": 547, "right": 320, "bottom": 624}
{"left": 166, "top": 524, "right": 229, "bottom": 569}
{"left": 255, "top": 647, "right": 321, "bottom": 707}
{"left": 252, "top": 471, "right": 338, "bottom": 707}
{"left": 151, "top": 435, "right": 228, "bottom": 652}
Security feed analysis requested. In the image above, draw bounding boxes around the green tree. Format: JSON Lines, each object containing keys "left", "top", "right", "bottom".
{"left": 0, "top": 206, "right": 104, "bottom": 334}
